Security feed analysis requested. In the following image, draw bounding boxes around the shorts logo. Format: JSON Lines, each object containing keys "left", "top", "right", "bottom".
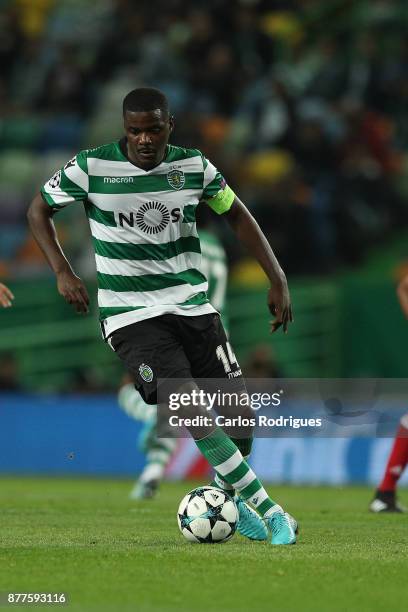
{"left": 49, "top": 170, "right": 61, "bottom": 189}
{"left": 136, "top": 201, "right": 170, "bottom": 234}
{"left": 167, "top": 169, "right": 185, "bottom": 190}
{"left": 139, "top": 363, "right": 154, "bottom": 382}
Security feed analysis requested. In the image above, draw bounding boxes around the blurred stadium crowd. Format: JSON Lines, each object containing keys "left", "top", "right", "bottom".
{"left": 1, "top": 0, "right": 408, "bottom": 279}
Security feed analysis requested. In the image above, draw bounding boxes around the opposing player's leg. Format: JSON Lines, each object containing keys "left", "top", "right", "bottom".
{"left": 370, "top": 414, "right": 408, "bottom": 513}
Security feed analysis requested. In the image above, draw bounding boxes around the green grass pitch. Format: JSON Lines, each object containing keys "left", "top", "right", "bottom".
{"left": 0, "top": 477, "right": 407, "bottom": 612}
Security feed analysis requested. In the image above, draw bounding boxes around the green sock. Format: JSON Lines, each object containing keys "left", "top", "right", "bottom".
{"left": 231, "top": 436, "right": 253, "bottom": 457}
{"left": 212, "top": 436, "right": 253, "bottom": 495}
{"left": 211, "top": 473, "right": 234, "bottom": 494}
{"left": 195, "top": 428, "right": 280, "bottom": 517}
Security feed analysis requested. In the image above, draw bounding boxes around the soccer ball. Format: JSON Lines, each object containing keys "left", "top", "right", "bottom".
{"left": 177, "top": 486, "right": 238, "bottom": 543}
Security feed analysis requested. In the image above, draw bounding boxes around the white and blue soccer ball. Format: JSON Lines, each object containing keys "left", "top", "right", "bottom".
{"left": 177, "top": 486, "right": 238, "bottom": 543}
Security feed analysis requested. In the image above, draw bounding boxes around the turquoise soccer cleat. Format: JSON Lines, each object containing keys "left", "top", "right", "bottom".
{"left": 266, "top": 509, "right": 298, "bottom": 545}
{"left": 235, "top": 496, "right": 268, "bottom": 541}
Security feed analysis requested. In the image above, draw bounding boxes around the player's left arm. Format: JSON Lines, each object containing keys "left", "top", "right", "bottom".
{"left": 0, "top": 283, "right": 14, "bottom": 308}
{"left": 224, "top": 196, "right": 293, "bottom": 333}
{"left": 201, "top": 156, "right": 292, "bottom": 333}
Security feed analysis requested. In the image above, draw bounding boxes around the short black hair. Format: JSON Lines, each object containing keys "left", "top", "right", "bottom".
{"left": 122, "top": 87, "right": 169, "bottom": 116}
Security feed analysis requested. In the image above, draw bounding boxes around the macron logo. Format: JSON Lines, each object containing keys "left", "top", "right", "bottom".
{"left": 104, "top": 177, "right": 134, "bottom": 184}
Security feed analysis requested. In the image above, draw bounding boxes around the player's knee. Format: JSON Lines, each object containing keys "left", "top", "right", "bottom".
{"left": 173, "top": 381, "right": 208, "bottom": 419}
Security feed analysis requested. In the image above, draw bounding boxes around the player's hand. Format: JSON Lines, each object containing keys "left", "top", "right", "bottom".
{"left": 268, "top": 278, "right": 293, "bottom": 333}
{"left": 56, "top": 270, "right": 90, "bottom": 314}
{"left": 0, "top": 283, "right": 14, "bottom": 307}
{"left": 397, "top": 274, "right": 408, "bottom": 319}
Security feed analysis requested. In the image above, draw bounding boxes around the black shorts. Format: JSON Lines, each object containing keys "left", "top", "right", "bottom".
{"left": 109, "top": 313, "right": 243, "bottom": 404}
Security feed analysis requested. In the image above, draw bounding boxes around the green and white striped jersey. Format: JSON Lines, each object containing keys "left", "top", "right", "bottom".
{"left": 199, "top": 229, "right": 228, "bottom": 329}
{"left": 41, "top": 140, "right": 235, "bottom": 337}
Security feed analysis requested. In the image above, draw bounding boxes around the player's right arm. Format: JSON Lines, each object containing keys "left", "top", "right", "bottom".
{"left": 397, "top": 274, "right": 408, "bottom": 319}
{"left": 27, "top": 154, "right": 90, "bottom": 314}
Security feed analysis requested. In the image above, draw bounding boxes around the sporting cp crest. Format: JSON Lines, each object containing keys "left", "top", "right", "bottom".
{"left": 167, "top": 169, "right": 185, "bottom": 190}
{"left": 139, "top": 363, "right": 154, "bottom": 383}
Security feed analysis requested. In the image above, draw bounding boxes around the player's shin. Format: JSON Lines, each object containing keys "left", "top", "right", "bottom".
{"left": 212, "top": 438, "right": 253, "bottom": 494}
{"left": 230, "top": 437, "right": 253, "bottom": 458}
{"left": 194, "top": 427, "right": 279, "bottom": 517}
{"left": 210, "top": 402, "right": 254, "bottom": 494}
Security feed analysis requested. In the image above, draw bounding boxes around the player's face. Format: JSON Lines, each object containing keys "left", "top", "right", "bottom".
{"left": 124, "top": 109, "right": 173, "bottom": 170}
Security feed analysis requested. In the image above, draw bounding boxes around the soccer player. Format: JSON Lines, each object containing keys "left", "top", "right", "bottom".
{"left": 0, "top": 283, "right": 14, "bottom": 307}
{"left": 27, "top": 87, "right": 297, "bottom": 544}
{"left": 118, "top": 229, "right": 229, "bottom": 500}
{"left": 370, "top": 274, "right": 408, "bottom": 512}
